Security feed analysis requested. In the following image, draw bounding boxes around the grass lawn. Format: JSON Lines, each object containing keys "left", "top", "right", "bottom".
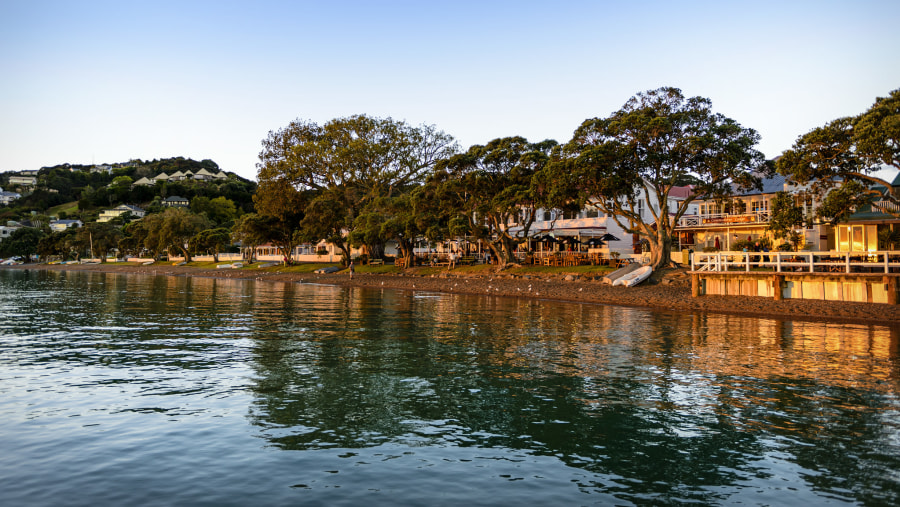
{"left": 47, "top": 201, "right": 79, "bottom": 217}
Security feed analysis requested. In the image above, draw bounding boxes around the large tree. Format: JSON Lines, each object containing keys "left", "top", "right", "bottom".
{"left": 142, "top": 208, "right": 210, "bottom": 262}
{"left": 777, "top": 88, "right": 900, "bottom": 218}
{"left": 257, "top": 115, "right": 457, "bottom": 260}
{"left": 250, "top": 177, "right": 308, "bottom": 264}
{"left": 547, "top": 87, "right": 766, "bottom": 269}
{"left": 0, "top": 227, "right": 44, "bottom": 262}
{"left": 434, "top": 136, "right": 557, "bottom": 266}
{"left": 75, "top": 222, "right": 123, "bottom": 263}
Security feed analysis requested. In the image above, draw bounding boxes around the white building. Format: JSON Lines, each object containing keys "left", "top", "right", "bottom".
{"left": 98, "top": 204, "right": 146, "bottom": 223}
{"left": 49, "top": 219, "right": 83, "bottom": 232}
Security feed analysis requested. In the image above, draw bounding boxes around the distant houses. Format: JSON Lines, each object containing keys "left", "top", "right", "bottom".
{"left": 8, "top": 176, "right": 37, "bottom": 187}
{"left": 133, "top": 170, "right": 228, "bottom": 186}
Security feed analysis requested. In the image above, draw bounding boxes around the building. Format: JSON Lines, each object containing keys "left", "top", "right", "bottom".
{"left": 0, "top": 190, "right": 21, "bottom": 206}
{"left": 510, "top": 184, "right": 697, "bottom": 256}
{"left": 162, "top": 196, "right": 190, "bottom": 207}
{"left": 98, "top": 204, "right": 146, "bottom": 223}
{"left": 674, "top": 174, "right": 829, "bottom": 251}
{"left": 833, "top": 173, "right": 900, "bottom": 252}
{"left": 49, "top": 219, "right": 83, "bottom": 232}
{"left": 8, "top": 176, "right": 37, "bottom": 187}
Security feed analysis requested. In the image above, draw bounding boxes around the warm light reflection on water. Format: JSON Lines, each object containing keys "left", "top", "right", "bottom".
{"left": 1, "top": 269, "right": 898, "bottom": 506}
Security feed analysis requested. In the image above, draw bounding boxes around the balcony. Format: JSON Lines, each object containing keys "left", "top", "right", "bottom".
{"left": 677, "top": 212, "right": 769, "bottom": 228}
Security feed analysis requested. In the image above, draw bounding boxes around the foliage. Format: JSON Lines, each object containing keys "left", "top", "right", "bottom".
{"left": 191, "top": 196, "right": 239, "bottom": 225}
{"left": 0, "top": 227, "right": 44, "bottom": 262}
{"left": 75, "top": 222, "right": 123, "bottom": 262}
{"left": 434, "top": 136, "right": 557, "bottom": 266}
{"left": 141, "top": 208, "right": 210, "bottom": 262}
{"left": 777, "top": 88, "right": 900, "bottom": 219}
{"left": 767, "top": 191, "right": 805, "bottom": 242}
{"left": 257, "top": 114, "right": 457, "bottom": 261}
{"left": 878, "top": 227, "right": 900, "bottom": 250}
{"left": 250, "top": 177, "right": 309, "bottom": 264}
{"left": 190, "top": 228, "right": 232, "bottom": 262}
{"left": 547, "top": 87, "right": 765, "bottom": 269}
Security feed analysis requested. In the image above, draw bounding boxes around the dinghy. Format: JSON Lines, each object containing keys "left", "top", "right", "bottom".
{"left": 612, "top": 266, "right": 652, "bottom": 287}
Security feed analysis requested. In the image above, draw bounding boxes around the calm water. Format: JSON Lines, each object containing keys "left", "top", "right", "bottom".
{"left": 1, "top": 269, "right": 899, "bottom": 506}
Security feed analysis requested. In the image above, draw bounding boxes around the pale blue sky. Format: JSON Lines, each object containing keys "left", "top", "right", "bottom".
{"left": 1, "top": 0, "right": 898, "bottom": 180}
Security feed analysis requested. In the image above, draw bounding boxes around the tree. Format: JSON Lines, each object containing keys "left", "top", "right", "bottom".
{"left": 0, "top": 227, "right": 44, "bottom": 262}
{"left": 142, "top": 208, "right": 210, "bottom": 262}
{"left": 190, "top": 228, "right": 232, "bottom": 262}
{"left": 547, "top": 87, "right": 766, "bottom": 269}
{"left": 257, "top": 115, "right": 457, "bottom": 260}
{"left": 434, "top": 137, "right": 557, "bottom": 266}
{"left": 75, "top": 222, "right": 123, "bottom": 262}
{"left": 250, "top": 177, "right": 308, "bottom": 264}
{"left": 777, "top": 89, "right": 900, "bottom": 218}
{"left": 766, "top": 191, "right": 805, "bottom": 249}
{"left": 191, "top": 196, "right": 239, "bottom": 225}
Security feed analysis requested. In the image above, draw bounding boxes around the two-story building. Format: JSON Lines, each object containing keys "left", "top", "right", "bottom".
{"left": 162, "top": 196, "right": 190, "bottom": 207}
{"left": 675, "top": 174, "right": 829, "bottom": 251}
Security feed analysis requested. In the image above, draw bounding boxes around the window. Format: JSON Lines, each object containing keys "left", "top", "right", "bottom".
{"left": 585, "top": 209, "right": 599, "bottom": 218}
{"left": 543, "top": 210, "right": 552, "bottom": 221}
{"left": 637, "top": 199, "right": 644, "bottom": 218}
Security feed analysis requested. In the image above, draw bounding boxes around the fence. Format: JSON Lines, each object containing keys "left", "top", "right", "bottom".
{"left": 692, "top": 251, "right": 900, "bottom": 274}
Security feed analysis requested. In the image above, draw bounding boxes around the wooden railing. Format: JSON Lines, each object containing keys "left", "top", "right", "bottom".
{"left": 692, "top": 251, "right": 900, "bottom": 274}
{"left": 677, "top": 212, "right": 770, "bottom": 228}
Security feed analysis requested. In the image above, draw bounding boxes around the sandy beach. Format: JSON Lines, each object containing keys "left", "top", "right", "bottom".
{"left": 5, "top": 262, "right": 900, "bottom": 327}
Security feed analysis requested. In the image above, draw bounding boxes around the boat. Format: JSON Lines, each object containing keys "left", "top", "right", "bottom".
{"left": 601, "top": 262, "right": 641, "bottom": 285}
{"left": 612, "top": 266, "right": 652, "bottom": 287}
{"left": 231, "top": 262, "right": 243, "bottom": 269}
{"left": 314, "top": 266, "right": 341, "bottom": 274}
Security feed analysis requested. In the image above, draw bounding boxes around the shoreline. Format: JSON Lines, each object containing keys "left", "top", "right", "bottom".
{"left": 5, "top": 263, "right": 900, "bottom": 327}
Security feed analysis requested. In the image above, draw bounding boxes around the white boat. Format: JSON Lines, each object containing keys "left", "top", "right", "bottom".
{"left": 612, "top": 266, "right": 652, "bottom": 287}
{"left": 601, "top": 262, "right": 641, "bottom": 285}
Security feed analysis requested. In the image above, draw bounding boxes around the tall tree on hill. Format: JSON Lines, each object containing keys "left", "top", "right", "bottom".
{"left": 543, "top": 87, "right": 766, "bottom": 269}
{"left": 777, "top": 88, "right": 900, "bottom": 218}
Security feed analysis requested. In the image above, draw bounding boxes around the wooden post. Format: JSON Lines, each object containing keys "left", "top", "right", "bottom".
{"left": 691, "top": 273, "right": 701, "bottom": 298}
{"left": 773, "top": 275, "right": 784, "bottom": 301}
{"left": 885, "top": 276, "right": 898, "bottom": 305}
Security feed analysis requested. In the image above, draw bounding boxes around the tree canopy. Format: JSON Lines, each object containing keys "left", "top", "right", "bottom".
{"left": 777, "top": 88, "right": 900, "bottom": 219}
{"left": 434, "top": 136, "right": 557, "bottom": 266}
{"left": 546, "top": 87, "right": 766, "bottom": 269}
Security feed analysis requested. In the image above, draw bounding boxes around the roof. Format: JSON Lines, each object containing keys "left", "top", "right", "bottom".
{"left": 668, "top": 185, "right": 693, "bottom": 199}
{"left": 734, "top": 174, "right": 787, "bottom": 197}
{"left": 163, "top": 195, "right": 189, "bottom": 202}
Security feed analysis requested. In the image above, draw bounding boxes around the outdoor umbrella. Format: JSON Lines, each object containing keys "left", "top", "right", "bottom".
{"left": 599, "top": 233, "right": 621, "bottom": 242}
{"left": 584, "top": 237, "right": 606, "bottom": 247}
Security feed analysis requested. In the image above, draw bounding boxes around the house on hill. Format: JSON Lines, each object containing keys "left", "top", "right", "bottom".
{"left": 162, "top": 196, "right": 190, "bottom": 207}
{"left": 0, "top": 189, "right": 21, "bottom": 206}
{"left": 49, "top": 219, "right": 83, "bottom": 232}
{"left": 98, "top": 204, "right": 146, "bottom": 223}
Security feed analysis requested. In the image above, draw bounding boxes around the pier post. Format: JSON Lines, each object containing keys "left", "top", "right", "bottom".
{"left": 691, "top": 273, "right": 701, "bottom": 297}
{"left": 773, "top": 275, "right": 784, "bottom": 301}
{"left": 885, "top": 276, "right": 898, "bottom": 305}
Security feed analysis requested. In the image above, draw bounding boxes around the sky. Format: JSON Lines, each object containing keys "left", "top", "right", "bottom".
{"left": 1, "top": 0, "right": 898, "bottom": 181}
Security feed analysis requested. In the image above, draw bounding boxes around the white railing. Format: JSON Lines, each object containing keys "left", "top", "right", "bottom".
{"left": 873, "top": 200, "right": 900, "bottom": 213}
{"left": 691, "top": 251, "right": 900, "bottom": 274}
{"left": 677, "top": 212, "right": 770, "bottom": 228}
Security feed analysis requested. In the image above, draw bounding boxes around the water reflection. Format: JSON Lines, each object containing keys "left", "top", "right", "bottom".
{"left": 1, "top": 269, "right": 898, "bottom": 505}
